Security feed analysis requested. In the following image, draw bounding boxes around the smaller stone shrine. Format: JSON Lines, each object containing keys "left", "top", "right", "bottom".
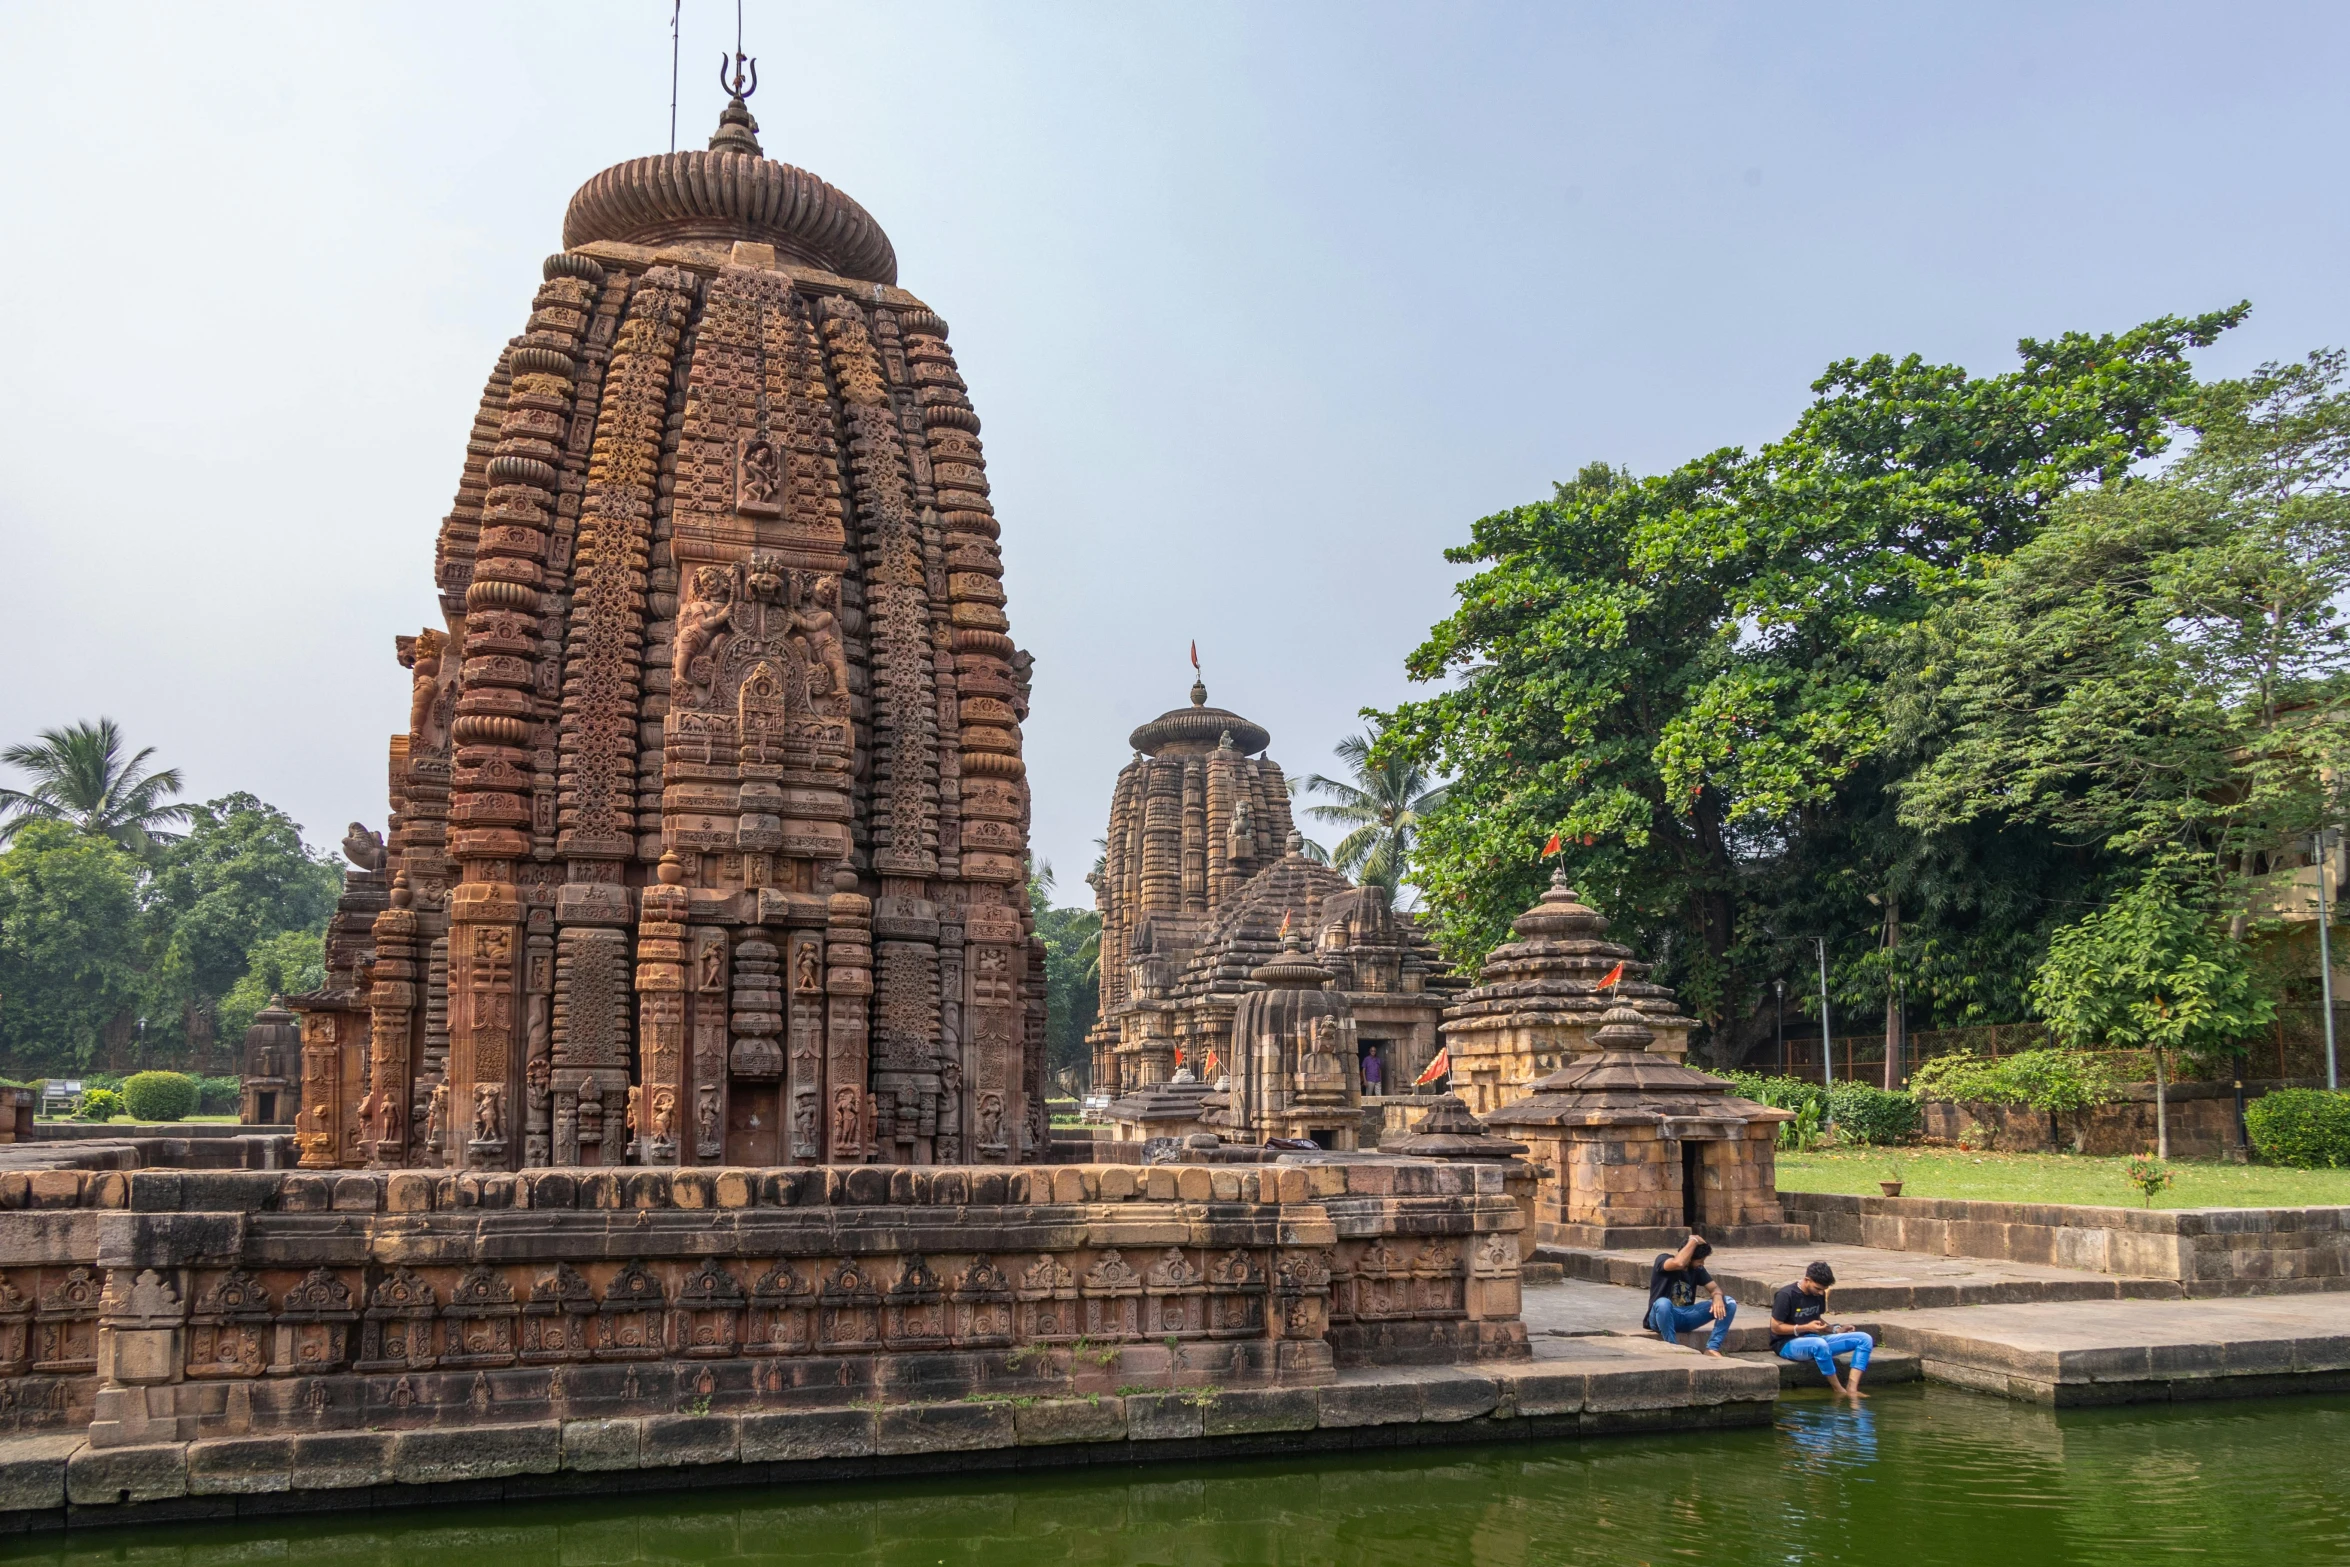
{"left": 1439, "top": 869, "right": 1695, "bottom": 1117}
{"left": 236, "top": 1001, "right": 301, "bottom": 1127}
{"left": 1216, "top": 929, "right": 1364, "bottom": 1149}
{"left": 1483, "top": 1003, "right": 1797, "bottom": 1249}
{"left": 1102, "top": 1066, "right": 1215, "bottom": 1145}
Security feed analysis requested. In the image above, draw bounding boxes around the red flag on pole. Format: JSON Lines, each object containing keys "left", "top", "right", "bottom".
{"left": 1412, "top": 1047, "right": 1451, "bottom": 1088}
{"left": 1595, "top": 961, "right": 1626, "bottom": 992}
{"left": 1542, "top": 832, "right": 1563, "bottom": 857}
{"left": 1204, "top": 1048, "right": 1223, "bottom": 1078}
{"left": 1190, "top": 640, "right": 1200, "bottom": 671}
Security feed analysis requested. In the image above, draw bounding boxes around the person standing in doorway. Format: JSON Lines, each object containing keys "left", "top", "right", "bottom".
{"left": 1644, "top": 1233, "right": 1734, "bottom": 1356}
{"left": 1771, "top": 1261, "right": 1873, "bottom": 1397}
{"left": 1361, "top": 1051, "right": 1383, "bottom": 1096}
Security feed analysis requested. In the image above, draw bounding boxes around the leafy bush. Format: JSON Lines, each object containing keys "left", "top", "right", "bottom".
{"left": 1827, "top": 1082, "right": 1922, "bottom": 1145}
{"left": 120, "top": 1071, "right": 197, "bottom": 1123}
{"left": 194, "top": 1075, "right": 243, "bottom": 1116}
{"left": 74, "top": 1087, "right": 125, "bottom": 1121}
{"left": 2245, "top": 1088, "right": 2350, "bottom": 1169}
{"left": 1909, "top": 1051, "right": 2004, "bottom": 1103}
{"left": 1909, "top": 1048, "right": 2120, "bottom": 1114}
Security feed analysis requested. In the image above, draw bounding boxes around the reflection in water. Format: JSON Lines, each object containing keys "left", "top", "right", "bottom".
{"left": 5, "top": 1387, "right": 2345, "bottom": 1567}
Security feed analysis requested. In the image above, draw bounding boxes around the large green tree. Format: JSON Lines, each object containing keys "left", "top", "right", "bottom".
{"left": 0, "top": 821, "right": 145, "bottom": 1073}
{"left": 139, "top": 794, "right": 342, "bottom": 1064}
{"left": 1900, "top": 353, "right": 2350, "bottom": 889}
{"left": 1384, "top": 307, "right": 2244, "bottom": 1054}
{"left": 1028, "top": 863, "right": 1103, "bottom": 1090}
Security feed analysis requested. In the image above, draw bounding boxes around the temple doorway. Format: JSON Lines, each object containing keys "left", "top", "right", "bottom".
{"left": 1359, "top": 1038, "right": 1392, "bottom": 1096}
{"left": 1681, "top": 1141, "right": 1705, "bottom": 1229}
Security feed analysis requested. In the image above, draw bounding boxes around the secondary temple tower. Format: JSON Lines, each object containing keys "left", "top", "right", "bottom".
{"left": 292, "top": 82, "right": 1043, "bottom": 1172}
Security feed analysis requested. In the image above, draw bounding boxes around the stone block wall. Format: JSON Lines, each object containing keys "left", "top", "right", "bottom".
{"left": 0, "top": 1158, "right": 1525, "bottom": 1450}
{"left": 1785, "top": 1190, "right": 2350, "bottom": 1293}
{"left": 1920, "top": 1082, "right": 2266, "bottom": 1159}
{"left": 1517, "top": 1123, "right": 1792, "bottom": 1248}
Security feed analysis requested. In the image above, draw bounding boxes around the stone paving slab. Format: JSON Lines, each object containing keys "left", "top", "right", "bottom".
{"left": 1872, "top": 1292, "right": 2350, "bottom": 1406}
{"left": 1549, "top": 1242, "right": 2186, "bottom": 1309}
{"left": 0, "top": 1349, "right": 1777, "bottom": 1533}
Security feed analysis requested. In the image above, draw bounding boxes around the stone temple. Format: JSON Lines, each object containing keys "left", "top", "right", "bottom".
{"left": 290, "top": 81, "right": 1043, "bottom": 1173}
{"left": 1089, "top": 680, "right": 1464, "bottom": 1146}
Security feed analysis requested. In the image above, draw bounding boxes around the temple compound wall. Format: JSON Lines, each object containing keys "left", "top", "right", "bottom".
{"left": 0, "top": 1157, "right": 1526, "bottom": 1450}
{"left": 287, "top": 95, "right": 1044, "bottom": 1176}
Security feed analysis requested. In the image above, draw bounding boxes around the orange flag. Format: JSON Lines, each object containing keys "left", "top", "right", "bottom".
{"left": 1190, "top": 640, "right": 1200, "bottom": 671}
{"left": 1595, "top": 960, "right": 1626, "bottom": 992}
{"left": 1412, "top": 1047, "right": 1451, "bottom": 1088}
{"left": 1204, "top": 1048, "right": 1223, "bottom": 1077}
{"left": 1542, "top": 832, "right": 1563, "bottom": 857}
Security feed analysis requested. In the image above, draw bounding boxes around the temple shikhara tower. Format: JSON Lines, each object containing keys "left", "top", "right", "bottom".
{"left": 291, "top": 79, "right": 1043, "bottom": 1171}
{"left": 1088, "top": 679, "right": 1464, "bottom": 1146}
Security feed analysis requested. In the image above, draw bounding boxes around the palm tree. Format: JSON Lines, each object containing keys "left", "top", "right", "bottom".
{"left": 1298, "top": 730, "right": 1448, "bottom": 903}
{"left": 0, "top": 719, "right": 194, "bottom": 853}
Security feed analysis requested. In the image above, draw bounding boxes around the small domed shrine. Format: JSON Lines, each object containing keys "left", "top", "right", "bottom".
{"left": 1438, "top": 869, "right": 1695, "bottom": 1116}
{"left": 1473, "top": 874, "right": 1797, "bottom": 1247}
{"left": 289, "top": 80, "right": 1041, "bottom": 1172}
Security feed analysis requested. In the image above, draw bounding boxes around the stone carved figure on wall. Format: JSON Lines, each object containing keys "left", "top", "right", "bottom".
{"left": 795, "top": 945, "right": 822, "bottom": 994}
{"left": 405, "top": 629, "right": 451, "bottom": 752}
{"left": 625, "top": 1086, "right": 643, "bottom": 1142}
{"left": 473, "top": 1084, "right": 505, "bottom": 1144}
{"left": 792, "top": 1089, "right": 817, "bottom": 1155}
{"left": 342, "top": 824, "right": 387, "bottom": 873}
{"left": 695, "top": 1082, "right": 721, "bottom": 1157}
{"left": 737, "top": 437, "right": 784, "bottom": 516}
{"left": 576, "top": 1080, "right": 604, "bottom": 1154}
{"left": 790, "top": 573, "right": 851, "bottom": 699}
{"left": 672, "top": 566, "right": 735, "bottom": 696}
{"left": 832, "top": 1086, "right": 861, "bottom": 1153}
{"left": 651, "top": 1089, "right": 676, "bottom": 1141}
{"left": 699, "top": 942, "right": 725, "bottom": 993}
{"left": 977, "top": 1091, "right": 1005, "bottom": 1148}
{"left": 426, "top": 1082, "right": 450, "bottom": 1156}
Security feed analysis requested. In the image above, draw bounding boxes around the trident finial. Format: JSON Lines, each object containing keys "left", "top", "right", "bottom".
{"left": 720, "top": 51, "right": 758, "bottom": 101}
{"left": 709, "top": 49, "right": 764, "bottom": 157}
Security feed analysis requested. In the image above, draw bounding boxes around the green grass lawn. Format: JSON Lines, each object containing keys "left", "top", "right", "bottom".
{"left": 1778, "top": 1145, "right": 2350, "bottom": 1210}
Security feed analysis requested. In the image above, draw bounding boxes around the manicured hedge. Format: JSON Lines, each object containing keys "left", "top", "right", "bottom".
{"left": 2245, "top": 1088, "right": 2350, "bottom": 1169}
{"left": 1722, "top": 1072, "right": 1920, "bottom": 1146}
{"left": 121, "top": 1070, "right": 198, "bottom": 1123}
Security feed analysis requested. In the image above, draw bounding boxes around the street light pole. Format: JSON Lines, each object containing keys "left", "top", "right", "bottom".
{"left": 2317, "top": 828, "right": 2339, "bottom": 1091}
{"left": 1814, "top": 937, "right": 1834, "bottom": 1088}
{"left": 1775, "top": 979, "right": 1786, "bottom": 1076}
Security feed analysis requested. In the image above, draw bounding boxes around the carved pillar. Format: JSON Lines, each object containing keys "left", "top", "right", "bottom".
{"left": 965, "top": 895, "right": 1025, "bottom": 1163}
{"left": 785, "top": 928, "right": 825, "bottom": 1163}
{"left": 522, "top": 931, "right": 554, "bottom": 1167}
{"left": 726, "top": 930, "right": 784, "bottom": 1165}
{"left": 824, "top": 868, "right": 873, "bottom": 1161}
{"left": 687, "top": 925, "right": 730, "bottom": 1165}
{"left": 634, "top": 854, "right": 690, "bottom": 1165}
{"left": 294, "top": 1011, "right": 344, "bottom": 1171}
{"left": 364, "top": 879, "right": 421, "bottom": 1167}
{"left": 1181, "top": 756, "right": 1208, "bottom": 915}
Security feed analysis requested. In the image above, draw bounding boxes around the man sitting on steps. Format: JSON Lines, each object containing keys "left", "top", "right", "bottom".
{"left": 1772, "top": 1260, "right": 1873, "bottom": 1398}
{"left": 1644, "top": 1232, "right": 1734, "bottom": 1356}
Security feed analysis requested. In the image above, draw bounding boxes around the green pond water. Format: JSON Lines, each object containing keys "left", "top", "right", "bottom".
{"left": 9, "top": 1386, "right": 2345, "bottom": 1567}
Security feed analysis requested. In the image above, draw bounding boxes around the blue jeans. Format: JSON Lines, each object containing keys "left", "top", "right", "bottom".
{"left": 1779, "top": 1331, "right": 1873, "bottom": 1380}
{"left": 1647, "top": 1296, "right": 1735, "bottom": 1351}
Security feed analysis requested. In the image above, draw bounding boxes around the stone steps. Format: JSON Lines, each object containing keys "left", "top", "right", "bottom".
{"left": 1543, "top": 1244, "right": 2185, "bottom": 1310}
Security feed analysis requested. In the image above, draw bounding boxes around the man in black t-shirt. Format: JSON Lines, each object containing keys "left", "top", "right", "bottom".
{"left": 1643, "top": 1232, "right": 1734, "bottom": 1355}
{"left": 1770, "top": 1261, "right": 1873, "bottom": 1397}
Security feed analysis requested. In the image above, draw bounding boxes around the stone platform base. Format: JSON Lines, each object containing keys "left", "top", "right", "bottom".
{"left": 0, "top": 1344, "right": 1776, "bottom": 1532}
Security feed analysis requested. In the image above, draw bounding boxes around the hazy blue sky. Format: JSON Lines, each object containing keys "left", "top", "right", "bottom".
{"left": 2, "top": 2, "right": 2345, "bottom": 897}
